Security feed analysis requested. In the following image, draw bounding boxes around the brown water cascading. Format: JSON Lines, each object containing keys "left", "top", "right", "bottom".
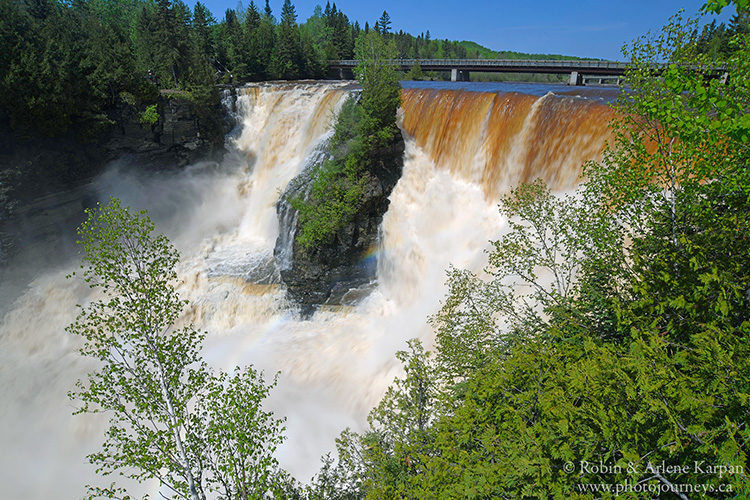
{"left": 400, "top": 88, "right": 616, "bottom": 197}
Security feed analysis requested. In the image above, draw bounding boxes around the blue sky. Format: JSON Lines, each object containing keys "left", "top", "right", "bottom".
{"left": 185, "top": 0, "right": 736, "bottom": 60}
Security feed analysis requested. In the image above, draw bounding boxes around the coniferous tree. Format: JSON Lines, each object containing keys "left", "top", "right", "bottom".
{"left": 329, "top": 6, "right": 352, "bottom": 58}
{"left": 729, "top": 7, "right": 750, "bottom": 35}
{"left": 242, "top": 1, "right": 263, "bottom": 79}
{"left": 301, "top": 5, "right": 333, "bottom": 69}
{"left": 378, "top": 10, "right": 391, "bottom": 34}
{"left": 220, "top": 9, "right": 244, "bottom": 80}
{"left": 26, "top": 0, "right": 53, "bottom": 20}
{"left": 191, "top": 2, "right": 215, "bottom": 71}
{"left": 255, "top": 1, "right": 276, "bottom": 78}
{"left": 172, "top": 1, "right": 194, "bottom": 82}
{"left": 271, "top": 0, "right": 301, "bottom": 79}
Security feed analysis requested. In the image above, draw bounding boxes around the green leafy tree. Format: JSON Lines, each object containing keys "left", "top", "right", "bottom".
{"left": 702, "top": 0, "right": 750, "bottom": 13}
{"left": 155, "top": 0, "right": 185, "bottom": 87}
{"left": 325, "top": 4, "right": 353, "bottom": 59}
{"left": 191, "top": 2, "right": 216, "bottom": 70}
{"left": 254, "top": 1, "right": 276, "bottom": 79}
{"left": 299, "top": 6, "right": 330, "bottom": 75}
{"left": 67, "top": 199, "right": 287, "bottom": 500}
{"left": 405, "top": 61, "right": 424, "bottom": 80}
{"left": 308, "top": 340, "right": 439, "bottom": 500}
{"left": 354, "top": 31, "right": 401, "bottom": 142}
{"left": 241, "top": 1, "right": 263, "bottom": 80}
{"left": 220, "top": 8, "right": 246, "bottom": 80}
{"left": 78, "top": 9, "right": 137, "bottom": 111}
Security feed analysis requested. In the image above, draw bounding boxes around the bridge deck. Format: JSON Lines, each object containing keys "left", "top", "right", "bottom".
{"left": 329, "top": 59, "right": 629, "bottom": 76}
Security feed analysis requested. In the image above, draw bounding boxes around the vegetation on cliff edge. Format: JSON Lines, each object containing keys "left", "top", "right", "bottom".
{"left": 290, "top": 31, "right": 401, "bottom": 251}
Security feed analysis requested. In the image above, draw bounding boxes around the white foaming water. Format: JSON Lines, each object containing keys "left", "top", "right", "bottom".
{"left": 0, "top": 82, "right": 610, "bottom": 498}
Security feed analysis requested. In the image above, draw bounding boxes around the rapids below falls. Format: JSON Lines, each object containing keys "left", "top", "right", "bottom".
{"left": 0, "top": 81, "right": 616, "bottom": 498}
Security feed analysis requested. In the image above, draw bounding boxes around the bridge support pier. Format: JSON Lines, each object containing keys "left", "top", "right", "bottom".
{"left": 339, "top": 68, "right": 355, "bottom": 80}
{"left": 568, "top": 71, "right": 582, "bottom": 86}
{"left": 451, "top": 69, "right": 470, "bottom": 82}
{"left": 329, "top": 67, "right": 355, "bottom": 80}
{"left": 720, "top": 72, "right": 730, "bottom": 85}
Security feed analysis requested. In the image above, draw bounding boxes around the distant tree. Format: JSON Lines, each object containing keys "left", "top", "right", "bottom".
{"left": 0, "top": 0, "right": 80, "bottom": 135}
{"left": 26, "top": 0, "right": 53, "bottom": 20}
{"left": 406, "top": 60, "right": 424, "bottom": 80}
{"left": 154, "top": 0, "right": 185, "bottom": 86}
{"left": 219, "top": 8, "right": 245, "bottom": 80}
{"left": 322, "top": 3, "right": 352, "bottom": 59}
{"left": 245, "top": 0, "right": 261, "bottom": 32}
{"left": 241, "top": 1, "right": 263, "bottom": 79}
{"left": 729, "top": 7, "right": 750, "bottom": 36}
{"left": 378, "top": 10, "right": 391, "bottom": 34}
{"left": 192, "top": 2, "right": 216, "bottom": 67}
{"left": 271, "top": 0, "right": 301, "bottom": 79}
{"left": 301, "top": 4, "right": 331, "bottom": 64}
{"left": 78, "top": 7, "right": 137, "bottom": 108}
{"left": 254, "top": 2, "right": 276, "bottom": 78}
{"left": 354, "top": 30, "right": 401, "bottom": 140}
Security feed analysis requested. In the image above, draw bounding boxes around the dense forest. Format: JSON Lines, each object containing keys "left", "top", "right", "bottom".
{"left": 4, "top": 0, "right": 745, "bottom": 140}
{"left": 0, "top": 0, "right": 599, "bottom": 140}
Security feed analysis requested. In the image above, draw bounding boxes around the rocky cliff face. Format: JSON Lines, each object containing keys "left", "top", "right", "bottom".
{"left": 0, "top": 93, "right": 228, "bottom": 266}
{"left": 274, "top": 132, "right": 405, "bottom": 316}
{"left": 108, "top": 92, "right": 229, "bottom": 169}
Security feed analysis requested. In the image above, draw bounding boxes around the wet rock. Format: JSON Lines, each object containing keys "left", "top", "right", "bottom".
{"left": 274, "top": 131, "right": 405, "bottom": 316}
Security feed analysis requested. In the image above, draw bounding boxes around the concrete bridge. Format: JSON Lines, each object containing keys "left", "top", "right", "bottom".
{"left": 329, "top": 59, "right": 631, "bottom": 85}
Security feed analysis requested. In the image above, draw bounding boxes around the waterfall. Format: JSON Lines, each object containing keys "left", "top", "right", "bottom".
{"left": 400, "top": 87, "right": 615, "bottom": 196}
{"left": 0, "top": 82, "right": 614, "bottom": 498}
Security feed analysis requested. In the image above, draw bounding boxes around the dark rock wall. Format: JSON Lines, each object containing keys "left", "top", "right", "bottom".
{"left": 0, "top": 94, "right": 228, "bottom": 266}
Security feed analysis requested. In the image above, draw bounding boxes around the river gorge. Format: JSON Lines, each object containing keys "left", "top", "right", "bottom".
{"left": 0, "top": 81, "right": 614, "bottom": 498}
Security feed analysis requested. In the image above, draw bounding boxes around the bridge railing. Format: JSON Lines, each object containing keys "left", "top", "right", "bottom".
{"left": 329, "top": 59, "right": 631, "bottom": 70}
{"left": 328, "top": 59, "right": 727, "bottom": 79}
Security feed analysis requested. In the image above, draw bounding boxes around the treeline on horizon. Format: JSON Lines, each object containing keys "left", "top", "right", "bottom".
{"left": 0, "top": 0, "right": 612, "bottom": 140}
{"left": 3, "top": 0, "right": 746, "bottom": 140}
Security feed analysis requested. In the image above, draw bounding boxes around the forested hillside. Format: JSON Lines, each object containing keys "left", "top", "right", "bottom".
{"left": 0, "top": 0, "right": 606, "bottom": 141}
